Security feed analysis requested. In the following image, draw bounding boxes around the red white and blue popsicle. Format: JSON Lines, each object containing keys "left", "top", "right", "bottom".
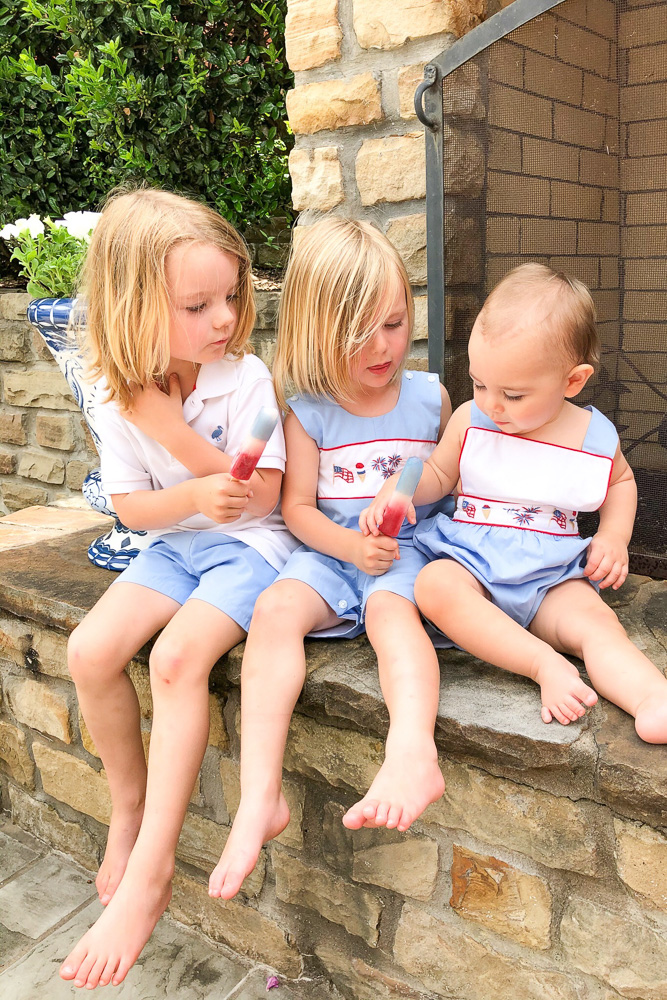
{"left": 229, "top": 406, "right": 279, "bottom": 481}
{"left": 379, "top": 456, "right": 423, "bottom": 537}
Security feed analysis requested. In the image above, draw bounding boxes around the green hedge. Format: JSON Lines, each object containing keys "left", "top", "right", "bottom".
{"left": 0, "top": 0, "right": 293, "bottom": 254}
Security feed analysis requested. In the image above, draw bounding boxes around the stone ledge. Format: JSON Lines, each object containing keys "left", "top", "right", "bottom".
{"left": 1, "top": 521, "right": 667, "bottom": 1000}
{"left": 1, "top": 525, "right": 665, "bottom": 827}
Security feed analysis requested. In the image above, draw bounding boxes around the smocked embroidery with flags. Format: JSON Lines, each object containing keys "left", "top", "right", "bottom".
{"left": 318, "top": 437, "right": 437, "bottom": 499}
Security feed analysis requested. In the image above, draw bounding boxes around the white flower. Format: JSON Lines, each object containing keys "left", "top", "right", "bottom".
{"left": 18, "top": 214, "right": 45, "bottom": 237}
{"left": 54, "top": 211, "right": 102, "bottom": 241}
{"left": 0, "top": 214, "right": 45, "bottom": 239}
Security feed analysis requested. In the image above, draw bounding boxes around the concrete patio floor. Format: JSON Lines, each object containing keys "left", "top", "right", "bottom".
{"left": 0, "top": 821, "right": 341, "bottom": 1000}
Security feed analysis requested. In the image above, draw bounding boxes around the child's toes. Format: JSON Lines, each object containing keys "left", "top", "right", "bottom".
{"left": 550, "top": 704, "right": 571, "bottom": 725}
{"left": 396, "top": 808, "right": 413, "bottom": 833}
{"left": 563, "top": 695, "right": 587, "bottom": 718}
{"left": 541, "top": 705, "right": 553, "bottom": 724}
{"left": 386, "top": 804, "right": 403, "bottom": 829}
{"left": 341, "top": 804, "right": 366, "bottom": 830}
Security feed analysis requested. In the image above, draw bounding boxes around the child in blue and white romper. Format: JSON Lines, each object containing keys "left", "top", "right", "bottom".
{"left": 60, "top": 189, "right": 295, "bottom": 990}
{"left": 367, "top": 263, "right": 667, "bottom": 742}
{"left": 208, "top": 217, "right": 454, "bottom": 900}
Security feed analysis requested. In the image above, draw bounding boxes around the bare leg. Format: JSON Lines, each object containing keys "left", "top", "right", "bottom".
{"left": 60, "top": 600, "right": 243, "bottom": 989}
{"left": 209, "top": 581, "right": 340, "bottom": 901}
{"left": 67, "top": 583, "right": 181, "bottom": 905}
{"left": 415, "top": 561, "right": 598, "bottom": 725}
{"left": 343, "top": 593, "right": 444, "bottom": 832}
{"left": 530, "top": 578, "right": 667, "bottom": 743}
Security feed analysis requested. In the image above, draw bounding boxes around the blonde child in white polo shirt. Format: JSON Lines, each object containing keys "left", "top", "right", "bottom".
{"left": 59, "top": 188, "right": 295, "bottom": 990}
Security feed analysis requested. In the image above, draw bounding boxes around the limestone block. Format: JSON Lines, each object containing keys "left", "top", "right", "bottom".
{"left": 0, "top": 321, "right": 29, "bottom": 361}
{"left": 443, "top": 123, "right": 485, "bottom": 196}
{"left": 282, "top": 712, "right": 384, "bottom": 792}
{"left": 0, "top": 719, "right": 35, "bottom": 788}
{"left": 289, "top": 147, "right": 344, "bottom": 212}
{"left": 424, "top": 760, "right": 602, "bottom": 875}
{"left": 17, "top": 449, "right": 65, "bottom": 485}
{"left": 1, "top": 482, "right": 49, "bottom": 511}
{"left": 0, "top": 412, "right": 27, "bottom": 445}
{"left": 315, "top": 942, "right": 429, "bottom": 1000}
{"left": 0, "top": 615, "right": 68, "bottom": 679}
{"left": 65, "top": 460, "right": 93, "bottom": 490}
{"left": 450, "top": 845, "right": 552, "bottom": 949}
{"left": 273, "top": 848, "right": 382, "bottom": 945}
{"left": 169, "top": 871, "right": 302, "bottom": 977}
{"left": 208, "top": 692, "right": 228, "bottom": 750}
{"left": 614, "top": 818, "right": 667, "bottom": 911}
{"left": 0, "top": 292, "right": 31, "bottom": 319}
{"left": 176, "top": 812, "right": 265, "bottom": 896}
{"left": 413, "top": 295, "right": 428, "bottom": 341}
{"left": 285, "top": 0, "right": 342, "bottom": 71}
{"left": 31, "top": 327, "right": 56, "bottom": 361}
{"left": 0, "top": 448, "right": 15, "bottom": 474}
{"left": 127, "top": 660, "right": 153, "bottom": 719}
{"left": 287, "top": 74, "right": 382, "bottom": 134}
{"left": 6, "top": 677, "right": 72, "bottom": 744}
{"left": 356, "top": 133, "right": 425, "bottom": 206}
{"left": 399, "top": 60, "right": 484, "bottom": 120}
{"left": 394, "top": 904, "right": 581, "bottom": 1000}
{"left": 561, "top": 897, "right": 667, "bottom": 998}
{"left": 35, "top": 415, "right": 75, "bottom": 451}
{"left": 353, "top": 0, "right": 484, "bottom": 50}
{"left": 386, "top": 214, "right": 427, "bottom": 284}
{"left": 4, "top": 371, "right": 78, "bottom": 411}
{"left": 219, "top": 756, "right": 305, "bottom": 849}
{"left": 78, "top": 712, "right": 97, "bottom": 757}
{"left": 8, "top": 784, "right": 99, "bottom": 870}
{"left": 352, "top": 837, "right": 439, "bottom": 900}
{"left": 32, "top": 741, "right": 111, "bottom": 824}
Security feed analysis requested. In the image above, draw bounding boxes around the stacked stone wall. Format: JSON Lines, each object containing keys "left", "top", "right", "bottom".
{"left": 0, "top": 568, "right": 666, "bottom": 998}
{"left": 285, "top": 0, "right": 490, "bottom": 363}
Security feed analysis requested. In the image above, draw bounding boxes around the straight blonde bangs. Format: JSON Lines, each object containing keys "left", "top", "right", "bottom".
{"left": 75, "top": 187, "right": 255, "bottom": 408}
{"left": 273, "top": 217, "right": 413, "bottom": 411}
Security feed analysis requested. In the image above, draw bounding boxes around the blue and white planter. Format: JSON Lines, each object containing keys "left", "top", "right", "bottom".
{"left": 27, "top": 297, "right": 150, "bottom": 571}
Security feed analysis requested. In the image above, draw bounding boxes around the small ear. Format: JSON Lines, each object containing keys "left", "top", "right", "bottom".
{"left": 564, "top": 363, "right": 594, "bottom": 398}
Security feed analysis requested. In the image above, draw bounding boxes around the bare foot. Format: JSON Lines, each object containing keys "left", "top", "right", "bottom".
{"left": 343, "top": 736, "right": 445, "bottom": 833}
{"left": 96, "top": 806, "right": 144, "bottom": 905}
{"left": 535, "top": 655, "right": 598, "bottom": 725}
{"left": 59, "top": 865, "right": 171, "bottom": 989}
{"left": 634, "top": 690, "right": 667, "bottom": 744}
{"left": 209, "top": 793, "right": 290, "bottom": 901}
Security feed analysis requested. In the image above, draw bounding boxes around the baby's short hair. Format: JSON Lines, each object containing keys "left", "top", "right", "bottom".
{"left": 480, "top": 263, "right": 600, "bottom": 367}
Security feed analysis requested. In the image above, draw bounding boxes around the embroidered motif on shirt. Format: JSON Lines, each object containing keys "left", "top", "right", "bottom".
{"left": 504, "top": 506, "right": 542, "bottom": 526}
{"left": 333, "top": 465, "right": 354, "bottom": 484}
{"left": 211, "top": 425, "right": 224, "bottom": 443}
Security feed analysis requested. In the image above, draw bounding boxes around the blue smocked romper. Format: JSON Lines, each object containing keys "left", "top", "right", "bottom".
{"left": 277, "top": 370, "right": 455, "bottom": 636}
{"left": 414, "top": 402, "right": 619, "bottom": 627}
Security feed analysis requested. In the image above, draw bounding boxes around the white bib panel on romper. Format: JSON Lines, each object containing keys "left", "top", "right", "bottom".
{"left": 414, "top": 402, "right": 618, "bottom": 628}
{"left": 277, "top": 370, "right": 455, "bottom": 638}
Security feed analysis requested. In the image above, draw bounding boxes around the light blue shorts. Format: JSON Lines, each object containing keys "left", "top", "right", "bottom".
{"left": 113, "top": 531, "right": 278, "bottom": 631}
{"left": 276, "top": 541, "right": 431, "bottom": 638}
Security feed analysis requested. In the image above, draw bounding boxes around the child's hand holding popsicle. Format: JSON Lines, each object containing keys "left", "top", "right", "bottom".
{"left": 359, "top": 457, "right": 423, "bottom": 538}
{"left": 229, "top": 406, "right": 279, "bottom": 481}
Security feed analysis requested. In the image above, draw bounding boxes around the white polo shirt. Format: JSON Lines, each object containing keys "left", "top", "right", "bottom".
{"left": 96, "top": 353, "right": 298, "bottom": 571}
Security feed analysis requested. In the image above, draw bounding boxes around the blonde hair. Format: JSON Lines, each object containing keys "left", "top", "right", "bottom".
{"left": 75, "top": 187, "right": 255, "bottom": 407}
{"left": 273, "top": 217, "right": 414, "bottom": 410}
{"left": 479, "top": 262, "right": 599, "bottom": 368}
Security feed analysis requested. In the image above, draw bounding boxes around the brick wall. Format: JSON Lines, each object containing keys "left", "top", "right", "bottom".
{"left": 619, "top": 2, "right": 667, "bottom": 474}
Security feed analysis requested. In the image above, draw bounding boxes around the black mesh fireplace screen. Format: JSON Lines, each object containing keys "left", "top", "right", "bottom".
{"left": 416, "top": 0, "right": 667, "bottom": 577}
